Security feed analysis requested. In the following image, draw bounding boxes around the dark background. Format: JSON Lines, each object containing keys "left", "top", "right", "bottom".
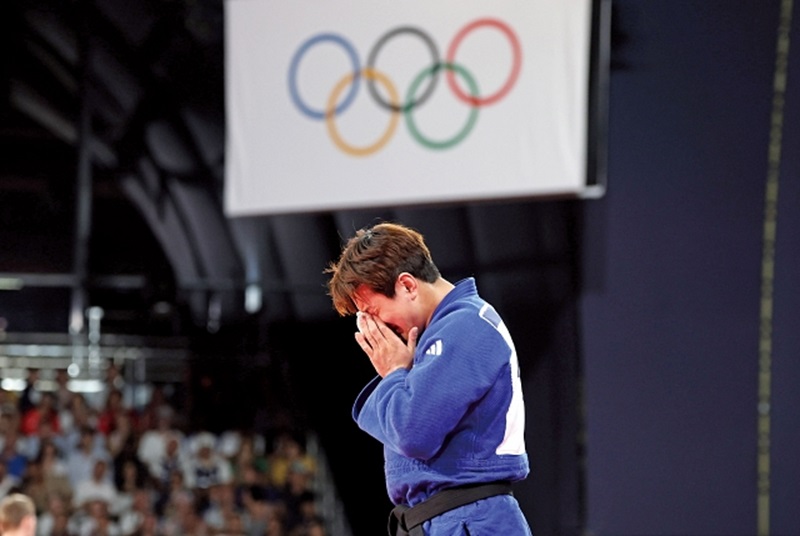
{"left": 1, "top": 1, "right": 798, "bottom": 535}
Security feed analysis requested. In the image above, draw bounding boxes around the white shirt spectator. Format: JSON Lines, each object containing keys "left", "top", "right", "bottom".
{"left": 72, "top": 458, "right": 118, "bottom": 510}
{"left": 66, "top": 427, "right": 111, "bottom": 488}
{"left": 183, "top": 432, "right": 232, "bottom": 490}
{"left": 74, "top": 499, "right": 122, "bottom": 536}
{"left": 137, "top": 405, "right": 184, "bottom": 472}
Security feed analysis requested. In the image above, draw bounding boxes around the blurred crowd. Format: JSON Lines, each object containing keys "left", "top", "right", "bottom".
{"left": 0, "top": 365, "right": 327, "bottom": 536}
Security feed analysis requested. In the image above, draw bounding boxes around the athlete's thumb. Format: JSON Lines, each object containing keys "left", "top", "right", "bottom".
{"left": 407, "top": 326, "right": 419, "bottom": 351}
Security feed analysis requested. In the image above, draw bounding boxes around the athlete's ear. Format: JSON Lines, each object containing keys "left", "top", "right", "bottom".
{"left": 396, "top": 272, "right": 417, "bottom": 296}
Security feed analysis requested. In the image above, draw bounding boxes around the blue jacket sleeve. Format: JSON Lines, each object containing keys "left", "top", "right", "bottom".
{"left": 352, "top": 312, "right": 510, "bottom": 460}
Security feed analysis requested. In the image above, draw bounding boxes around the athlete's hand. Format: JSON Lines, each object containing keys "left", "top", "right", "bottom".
{"left": 355, "top": 312, "right": 418, "bottom": 377}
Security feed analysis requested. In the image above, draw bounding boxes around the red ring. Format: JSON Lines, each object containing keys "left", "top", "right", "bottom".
{"left": 445, "top": 18, "right": 522, "bottom": 107}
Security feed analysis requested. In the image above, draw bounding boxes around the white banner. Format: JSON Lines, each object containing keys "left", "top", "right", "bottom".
{"left": 224, "top": 0, "right": 595, "bottom": 216}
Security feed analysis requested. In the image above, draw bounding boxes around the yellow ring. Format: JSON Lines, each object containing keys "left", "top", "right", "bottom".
{"left": 325, "top": 68, "right": 400, "bottom": 157}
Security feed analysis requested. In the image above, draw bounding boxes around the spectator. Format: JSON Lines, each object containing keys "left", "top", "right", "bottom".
{"left": 23, "top": 415, "right": 69, "bottom": 462}
{"left": 0, "top": 413, "right": 19, "bottom": 441}
{"left": 230, "top": 432, "right": 270, "bottom": 486}
{"left": 34, "top": 440, "right": 71, "bottom": 506}
{"left": 183, "top": 432, "right": 232, "bottom": 492}
{"left": 281, "top": 462, "right": 317, "bottom": 534}
{"left": 219, "top": 510, "right": 248, "bottom": 535}
{"left": 59, "top": 395, "right": 98, "bottom": 449}
{"left": 0, "top": 428, "right": 28, "bottom": 484}
{"left": 289, "top": 516, "right": 328, "bottom": 536}
{"left": 137, "top": 405, "right": 183, "bottom": 479}
{"left": 134, "top": 387, "right": 168, "bottom": 435}
{"left": 159, "top": 488, "right": 209, "bottom": 536}
{"left": 35, "top": 492, "right": 74, "bottom": 536}
{"left": 85, "top": 364, "right": 128, "bottom": 414}
{"left": 267, "top": 431, "right": 315, "bottom": 490}
{"left": 73, "top": 498, "right": 121, "bottom": 536}
{"left": 107, "top": 411, "right": 137, "bottom": 462}
{"left": 0, "top": 389, "right": 18, "bottom": 417}
{"left": 235, "top": 462, "right": 281, "bottom": 514}
{"left": 117, "top": 488, "right": 154, "bottom": 536}
{"left": 18, "top": 460, "right": 47, "bottom": 513}
{"left": 0, "top": 459, "right": 23, "bottom": 500}
{"left": 20, "top": 392, "right": 60, "bottom": 438}
{"left": 217, "top": 429, "right": 242, "bottom": 461}
{"left": 241, "top": 490, "right": 288, "bottom": 536}
{"left": 0, "top": 492, "right": 37, "bottom": 536}
{"left": 126, "top": 511, "right": 159, "bottom": 536}
{"left": 142, "top": 431, "right": 184, "bottom": 507}
{"left": 97, "top": 389, "right": 130, "bottom": 437}
{"left": 241, "top": 495, "right": 283, "bottom": 536}
{"left": 201, "top": 482, "right": 244, "bottom": 533}
{"left": 117, "top": 457, "right": 148, "bottom": 494}
{"left": 0, "top": 369, "right": 340, "bottom": 536}
{"left": 52, "top": 369, "right": 75, "bottom": 413}
{"left": 66, "top": 426, "right": 110, "bottom": 489}
{"left": 265, "top": 507, "right": 288, "bottom": 536}
{"left": 72, "top": 458, "right": 118, "bottom": 512}
{"left": 16, "top": 369, "right": 41, "bottom": 418}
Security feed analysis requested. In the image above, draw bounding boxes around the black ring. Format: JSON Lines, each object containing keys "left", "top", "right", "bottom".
{"left": 366, "top": 26, "right": 440, "bottom": 113}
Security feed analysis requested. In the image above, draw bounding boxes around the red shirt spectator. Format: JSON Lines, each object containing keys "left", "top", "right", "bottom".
{"left": 20, "top": 392, "right": 60, "bottom": 436}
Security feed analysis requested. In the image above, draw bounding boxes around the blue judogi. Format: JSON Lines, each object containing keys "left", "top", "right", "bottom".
{"left": 353, "top": 278, "right": 532, "bottom": 535}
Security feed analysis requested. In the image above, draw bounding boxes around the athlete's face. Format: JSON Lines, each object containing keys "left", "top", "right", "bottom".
{"left": 352, "top": 279, "right": 420, "bottom": 342}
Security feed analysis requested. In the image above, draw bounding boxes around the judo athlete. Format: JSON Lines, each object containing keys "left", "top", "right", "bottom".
{"left": 326, "top": 222, "right": 533, "bottom": 536}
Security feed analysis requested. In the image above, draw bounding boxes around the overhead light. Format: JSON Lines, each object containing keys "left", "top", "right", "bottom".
{"left": 0, "top": 278, "right": 23, "bottom": 290}
{"left": 0, "top": 377, "right": 104, "bottom": 394}
{"left": 245, "top": 283, "right": 262, "bottom": 314}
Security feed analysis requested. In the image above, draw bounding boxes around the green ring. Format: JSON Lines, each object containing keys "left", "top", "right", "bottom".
{"left": 404, "top": 62, "right": 479, "bottom": 150}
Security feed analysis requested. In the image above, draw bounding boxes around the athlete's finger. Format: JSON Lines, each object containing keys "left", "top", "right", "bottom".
{"left": 355, "top": 332, "right": 373, "bottom": 353}
{"left": 406, "top": 326, "right": 419, "bottom": 352}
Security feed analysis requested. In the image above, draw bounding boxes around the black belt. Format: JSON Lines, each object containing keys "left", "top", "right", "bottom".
{"left": 387, "top": 481, "right": 514, "bottom": 536}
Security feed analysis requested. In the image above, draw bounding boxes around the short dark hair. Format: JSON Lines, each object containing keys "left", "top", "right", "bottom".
{"left": 325, "top": 222, "right": 440, "bottom": 316}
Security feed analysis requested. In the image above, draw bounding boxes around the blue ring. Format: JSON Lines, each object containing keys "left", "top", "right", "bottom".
{"left": 288, "top": 34, "right": 361, "bottom": 120}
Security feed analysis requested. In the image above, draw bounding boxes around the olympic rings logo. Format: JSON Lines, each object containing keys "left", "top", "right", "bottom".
{"left": 288, "top": 18, "right": 522, "bottom": 156}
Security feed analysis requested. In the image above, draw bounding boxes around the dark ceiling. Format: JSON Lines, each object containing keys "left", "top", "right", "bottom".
{"left": 2, "top": 0, "right": 233, "bottom": 336}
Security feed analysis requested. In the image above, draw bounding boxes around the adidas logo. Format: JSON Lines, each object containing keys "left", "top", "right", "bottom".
{"left": 424, "top": 340, "right": 443, "bottom": 356}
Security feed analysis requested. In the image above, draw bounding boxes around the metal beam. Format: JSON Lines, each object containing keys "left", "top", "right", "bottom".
{"left": 69, "top": 0, "right": 93, "bottom": 336}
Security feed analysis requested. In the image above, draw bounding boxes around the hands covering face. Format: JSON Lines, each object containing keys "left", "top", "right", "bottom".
{"left": 355, "top": 312, "right": 419, "bottom": 378}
